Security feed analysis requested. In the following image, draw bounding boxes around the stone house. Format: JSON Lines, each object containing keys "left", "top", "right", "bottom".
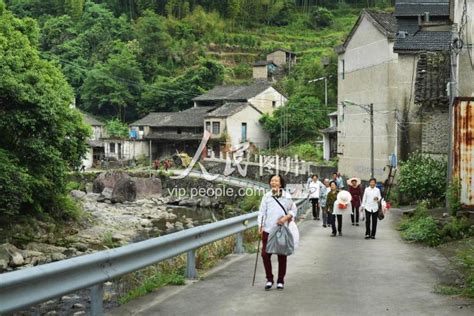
{"left": 335, "top": 2, "right": 455, "bottom": 180}
{"left": 266, "top": 48, "right": 297, "bottom": 68}
{"left": 252, "top": 60, "right": 278, "bottom": 81}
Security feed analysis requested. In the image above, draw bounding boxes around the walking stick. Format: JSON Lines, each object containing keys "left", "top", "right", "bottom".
{"left": 252, "top": 237, "right": 261, "bottom": 287}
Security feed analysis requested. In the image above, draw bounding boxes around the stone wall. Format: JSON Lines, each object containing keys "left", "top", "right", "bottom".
{"left": 421, "top": 109, "right": 449, "bottom": 156}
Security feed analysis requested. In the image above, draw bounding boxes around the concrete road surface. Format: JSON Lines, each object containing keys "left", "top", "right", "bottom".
{"left": 110, "top": 209, "right": 472, "bottom": 316}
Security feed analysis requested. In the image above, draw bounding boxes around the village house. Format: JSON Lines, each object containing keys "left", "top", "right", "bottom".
{"left": 266, "top": 48, "right": 297, "bottom": 69}
{"left": 252, "top": 60, "right": 278, "bottom": 81}
{"left": 335, "top": 1, "right": 458, "bottom": 180}
{"left": 129, "top": 106, "right": 216, "bottom": 159}
{"left": 81, "top": 112, "right": 105, "bottom": 169}
{"left": 321, "top": 111, "right": 338, "bottom": 161}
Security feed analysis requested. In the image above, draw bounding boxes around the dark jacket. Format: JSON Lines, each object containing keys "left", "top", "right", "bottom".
{"left": 348, "top": 185, "right": 362, "bottom": 208}
{"left": 326, "top": 189, "right": 339, "bottom": 214}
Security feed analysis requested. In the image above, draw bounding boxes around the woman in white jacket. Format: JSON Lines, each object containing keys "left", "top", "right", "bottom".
{"left": 361, "top": 178, "right": 382, "bottom": 239}
{"left": 257, "top": 174, "right": 296, "bottom": 291}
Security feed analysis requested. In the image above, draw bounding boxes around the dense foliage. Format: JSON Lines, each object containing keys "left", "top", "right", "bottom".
{"left": 398, "top": 152, "right": 447, "bottom": 205}
{"left": 0, "top": 2, "right": 90, "bottom": 220}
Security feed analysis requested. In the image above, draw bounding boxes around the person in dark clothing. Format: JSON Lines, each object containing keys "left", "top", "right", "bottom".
{"left": 348, "top": 178, "right": 363, "bottom": 226}
{"left": 326, "top": 181, "right": 339, "bottom": 236}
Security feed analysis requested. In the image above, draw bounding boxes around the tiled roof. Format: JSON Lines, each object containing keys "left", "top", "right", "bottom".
{"left": 336, "top": 10, "right": 397, "bottom": 54}
{"left": 253, "top": 60, "right": 276, "bottom": 66}
{"left": 394, "top": 19, "right": 452, "bottom": 52}
{"left": 193, "top": 82, "right": 273, "bottom": 102}
{"left": 82, "top": 111, "right": 105, "bottom": 126}
{"left": 205, "top": 102, "right": 262, "bottom": 118}
{"left": 269, "top": 48, "right": 297, "bottom": 55}
{"left": 146, "top": 133, "right": 203, "bottom": 141}
{"left": 130, "top": 107, "right": 216, "bottom": 127}
{"left": 414, "top": 52, "right": 450, "bottom": 107}
{"left": 395, "top": 0, "right": 449, "bottom": 16}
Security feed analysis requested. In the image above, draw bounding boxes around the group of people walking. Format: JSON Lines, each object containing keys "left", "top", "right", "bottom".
{"left": 257, "top": 173, "right": 383, "bottom": 290}
{"left": 308, "top": 172, "right": 382, "bottom": 239}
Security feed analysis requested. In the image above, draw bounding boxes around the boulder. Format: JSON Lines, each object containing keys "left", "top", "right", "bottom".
{"left": 111, "top": 178, "right": 137, "bottom": 203}
{"left": 178, "top": 198, "right": 199, "bottom": 207}
{"left": 93, "top": 171, "right": 130, "bottom": 193}
{"left": 0, "top": 259, "right": 8, "bottom": 271}
{"left": 25, "top": 242, "right": 68, "bottom": 255}
{"left": 199, "top": 197, "right": 212, "bottom": 208}
{"left": 134, "top": 177, "right": 162, "bottom": 199}
{"left": 70, "top": 190, "right": 86, "bottom": 199}
{"left": 10, "top": 252, "right": 24, "bottom": 267}
{"left": 101, "top": 187, "right": 113, "bottom": 200}
{"left": 50, "top": 252, "right": 67, "bottom": 262}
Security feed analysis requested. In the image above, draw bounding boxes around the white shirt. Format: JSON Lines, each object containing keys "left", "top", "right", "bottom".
{"left": 308, "top": 180, "right": 323, "bottom": 199}
{"left": 258, "top": 190, "right": 297, "bottom": 233}
{"left": 361, "top": 187, "right": 382, "bottom": 212}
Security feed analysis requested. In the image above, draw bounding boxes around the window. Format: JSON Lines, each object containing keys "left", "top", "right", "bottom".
{"left": 272, "top": 101, "right": 276, "bottom": 108}
{"left": 205, "top": 121, "right": 211, "bottom": 132}
{"left": 139, "top": 126, "right": 144, "bottom": 132}
{"left": 110, "top": 143, "right": 115, "bottom": 153}
{"left": 241, "top": 123, "right": 247, "bottom": 143}
{"left": 212, "top": 122, "right": 220, "bottom": 135}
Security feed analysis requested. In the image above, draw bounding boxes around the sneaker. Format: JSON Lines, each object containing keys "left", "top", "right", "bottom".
{"left": 313, "top": 217, "right": 317, "bottom": 220}
{"left": 352, "top": 223, "right": 355, "bottom": 226}
{"left": 316, "top": 218, "right": 320, "bottom": 220}
{"left": 265, "top": 281, "right": 273, "bottom": 290}
{"left": 365, "top": 235, "right": 370, "bottom": 239}
{"left": 356, "top": 223, "right": 359, "bottom": 226}
{"left": 322, "top": 224, "right": 327, "bottom": 228}
{"left": 277, "top": 283, "right": 284, "bottom": 290}
{"left": 371, "top": 236, "right": 376, "bottom": 239}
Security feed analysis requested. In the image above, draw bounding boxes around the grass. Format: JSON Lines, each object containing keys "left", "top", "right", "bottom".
{"left": 116, "top": 228, "right": 261, "bottom": 304}
{"left": 102, "top": 231, "right": 121, "bottom": 249}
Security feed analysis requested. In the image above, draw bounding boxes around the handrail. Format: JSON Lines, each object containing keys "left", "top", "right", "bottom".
{"left": 0, "top": 197, "right": 308, "bottom": 315}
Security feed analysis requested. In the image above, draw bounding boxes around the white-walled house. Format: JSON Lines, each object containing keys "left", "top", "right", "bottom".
{"left": 335, "top": 3, "right": 453, "bottom": 180}
{"left": 193, "top": 81, "right": 287, "bottom": 114}
{"left": 81, "top": 112, "right": 105, "bottom": 169}
{"left": 204, "top": 102, "right": 270, "bottom": 158}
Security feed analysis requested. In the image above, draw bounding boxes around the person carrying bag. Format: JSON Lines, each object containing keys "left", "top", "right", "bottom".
{"left": 257, "top": 174, "right": 297, "bottom": 291}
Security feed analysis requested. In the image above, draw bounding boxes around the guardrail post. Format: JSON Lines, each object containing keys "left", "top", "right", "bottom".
{"left": 186, "top": 250, "right": 198, "bottom": 279}
{"left": 235, "top": 232, "right": 244, "bottom": 254}
{"left": 90, "top": 283, "right": 104, "bottom": 316}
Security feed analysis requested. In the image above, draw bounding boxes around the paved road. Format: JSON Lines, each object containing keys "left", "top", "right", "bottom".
{"left": 111, "top": 210, "right": 472, "bottom": 316}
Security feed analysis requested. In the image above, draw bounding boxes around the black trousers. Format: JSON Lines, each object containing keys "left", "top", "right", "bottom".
{"left": 351, "top": 205, "right": 360, "bottom": 223}
{"left": 330, "top": 214, "right": 342, "bottom": 234}
{"left": 365, "top": 210, "right": 378, "bottom": 237}
{"left": 310, "top": 198, "right": 320, "bottom": 219}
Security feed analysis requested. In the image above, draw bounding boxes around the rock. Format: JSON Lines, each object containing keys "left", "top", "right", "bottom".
{"left": 0, "top": 243, "right": 15, "bottom": 263}
{"left": 93, "top": 171, "right": 131, "bottom": 194}
{"left": 71, "top": 242, "right": 89, "bottom": 252}
{"left": 111, "top": 178, "right": 137, "bottom": 203}
{"left": 442, "top": 212, "right": 449, "bottom": 218}
{"left": 70, "top": 190, "right": 86, "bottom": 199}
{"left": 101, "top": 187, "right": 113, "bottom": 200}
{"left": 51, "top": 253, "right": 67, "bottom": 261}
{"left": 134, "top": 177, "right": 163, "bottom": 199}
{"left": 199, "top": 197, "right": 212, "bottom": 208}
{"left": 112, "top": 233, "right": 125, "bottom": 242}
{"left": 26, "top": 242, "right": 68, "bottom": 255}
{"left": 140, "top": 219, "right": 152, "bottom": 227}
{"left": 72, "top": 303, "right": 85, "bottom": 309}
{"left": 10, "top": 252, "right": 25, "bottom": 267}
{"left": 45, "top": 311, "right": 58, "bottom": 316}
{"left": 178, "top": 198, "right": 199, "bottom": 207}
{"left": 175, "top": 221, "right": 184, "bottom": 231}
{"left": 74, "top": 312, "right": 86, "bottom": 316}
{"left": 0, "top": 259, "right": 8, "bottom": 271}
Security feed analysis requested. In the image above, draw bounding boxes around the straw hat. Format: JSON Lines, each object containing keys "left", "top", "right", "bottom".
{"left": 347, "top": 177, "right": 361, "bottom": 186}
{"left": 336, "top": 190, "right": 352, "bottom": 208}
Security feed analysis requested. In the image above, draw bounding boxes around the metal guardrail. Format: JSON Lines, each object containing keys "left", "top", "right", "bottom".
{"left": 0, "top": 198, "right": 309, "bottom": 315}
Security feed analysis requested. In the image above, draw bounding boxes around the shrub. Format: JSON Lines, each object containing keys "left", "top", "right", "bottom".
{"left": 440, "top": 218, "right": 472, "bottom": 241}
{"left": 239, "top": 190, "right": 263, "bottom": 213}
{"left": 447, "top": 178, "right": 461, "bottom": 215}
{"left": 398, "top": 152, "right": 447, "bottom": 205}
{"left": 400, "top": 216, "right": 441, "bottom": 247}
{"left": 309, "top": 7, "right": 334, "bottom": 29}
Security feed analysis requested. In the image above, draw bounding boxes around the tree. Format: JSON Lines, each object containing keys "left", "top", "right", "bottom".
{"left": 81, "top": 41, "right": 144, "bottom": 121}
{"left": 309, "top": 6, "right": 334, "bottom": 28}
{"left": 260, "top": 95, "right": 329, "bottom": 146}
{"left": 0, "top": 2, "right": 90, "bottom": 219}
